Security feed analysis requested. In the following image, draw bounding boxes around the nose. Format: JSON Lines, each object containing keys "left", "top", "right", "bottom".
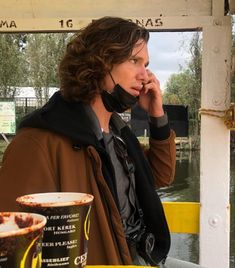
{"left": 139, "top": 66, "right": 149, "bottom": 83}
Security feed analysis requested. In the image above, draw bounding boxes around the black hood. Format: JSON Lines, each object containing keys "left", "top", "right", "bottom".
{"left": 18, "top": 91, "right": 100, "bottom": 148}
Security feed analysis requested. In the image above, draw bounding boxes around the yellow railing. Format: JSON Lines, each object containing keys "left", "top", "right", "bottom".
{"left": 87, "top": 266, "right": 150, "bottom": 268}
{"left": 87, "top": 202, "right": 200, "bottom": 268}
{"left": 163, "top": 201, "right": 200, "bottom": 234}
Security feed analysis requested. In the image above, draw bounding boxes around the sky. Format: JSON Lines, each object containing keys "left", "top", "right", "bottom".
{"left": 148, "top": 31, "right": 195, "bottom": 90}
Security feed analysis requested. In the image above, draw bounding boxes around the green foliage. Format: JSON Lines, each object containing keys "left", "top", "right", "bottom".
{"left": 0, "top": 34, "right": 27, "bottom": 97}
{"left": 0, "top": 33, "right": 70, "bottom": 101}
{"left": 25, "top": 33, "right": 69, "bottom": 101}
{"left": 163, "top": 32, "right": 202, "bottom": 141}
{"left": 0, "top": 139, "right": 8, "bottom": 164}
{"left": 163, "top": 70, "right": 192, "bottom": 105}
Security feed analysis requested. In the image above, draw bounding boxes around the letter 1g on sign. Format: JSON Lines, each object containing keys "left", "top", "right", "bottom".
{"left": 59, "top": 19, "right": 73, "bottom": 28}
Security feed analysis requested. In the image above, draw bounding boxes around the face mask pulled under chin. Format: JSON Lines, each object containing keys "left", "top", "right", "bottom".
{"left": 101, "top": 84, "right": 138, "bottom": 113}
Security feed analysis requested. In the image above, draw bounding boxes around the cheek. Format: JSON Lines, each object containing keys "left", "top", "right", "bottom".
{"left": 113, "top": 71, "right": 131, "bottom": 86}
{"left": 102, "top": 75, "right": 114, "bottom": 92}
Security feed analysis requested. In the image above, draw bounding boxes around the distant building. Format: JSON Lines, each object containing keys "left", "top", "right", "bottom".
{"left": 15, "top": 87, "right": 59, "bottom": 98}
{"left": 13, "top": 87, "right": 59, "bottom": 107}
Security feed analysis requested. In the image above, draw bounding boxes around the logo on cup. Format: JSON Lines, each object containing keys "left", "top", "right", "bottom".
{"left": 74, "top": 252, "right": 87, "bottom": 266}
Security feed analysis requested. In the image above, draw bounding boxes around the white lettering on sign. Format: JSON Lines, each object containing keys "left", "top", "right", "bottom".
{"left": 54, "top": 240, "right": 77, "bottom": 247}
{"left": 44, "top": 226, "right": 56, "bottom": 231}
{"left": 0, "top": 20, "right": 17, "bottom": 28}
{"left": 42, "top": 257, "right": 70, "bottom": 263}
{"left": 57, "top": 224, "right": 76, "bottom": 231}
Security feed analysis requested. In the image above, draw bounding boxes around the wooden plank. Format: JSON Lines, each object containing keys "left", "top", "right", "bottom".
{"left": 229, "top": 0, "right": 235, "bottom": 14}
{"left": 212, "top": 0, "right": 226, "bottom": 16}
{"left": 200, "top": 19, "right": 231, "bottom": 268}
{"left": 0, "top": 16, "right": 220, "bottom": 33}
{"left": 162, "top": 202, "right": 200, "bottom": 234}
{"left": 0, "top": 0, "right": 212, "bottom": 18}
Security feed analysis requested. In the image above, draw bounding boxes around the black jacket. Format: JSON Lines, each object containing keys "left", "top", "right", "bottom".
{"left": 19, "top": 91, "right": 171, "bottom": 264}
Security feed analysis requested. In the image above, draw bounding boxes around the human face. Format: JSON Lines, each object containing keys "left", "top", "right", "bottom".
{"left": 103, "top": 40, "right": 149, "bottom": 97}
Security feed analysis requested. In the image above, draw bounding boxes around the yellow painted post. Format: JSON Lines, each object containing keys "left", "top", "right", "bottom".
{"left": 162, "top": 202, "right": 200, "bottom": 234}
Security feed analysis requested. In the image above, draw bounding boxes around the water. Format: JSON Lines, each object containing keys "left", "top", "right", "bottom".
{"left": 157, "top": 150, "right": 235, "bottom": 267}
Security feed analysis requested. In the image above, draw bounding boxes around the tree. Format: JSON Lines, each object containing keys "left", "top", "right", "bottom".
{"left": 163, "top": 32, "right": 202, "bottom": 147}
{"left": 25, "top": 33, "right": 69, "bottom": 103}
{"left": 163, "top": 70, "right": 192, "bottom": 105}
{"left": 0, "top": 34, "right": 27, "bottom": 98}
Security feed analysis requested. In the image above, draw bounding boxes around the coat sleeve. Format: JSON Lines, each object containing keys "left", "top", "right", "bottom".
{"left": 145, "top": 129, "right": 176, "bottom": 187}
{"left": 0, "top": 130, "right": 58, "bottom": 211}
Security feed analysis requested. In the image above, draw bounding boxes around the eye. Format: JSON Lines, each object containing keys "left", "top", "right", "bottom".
{"left": 130, "top": 58, "right": 138, "bottom": 64}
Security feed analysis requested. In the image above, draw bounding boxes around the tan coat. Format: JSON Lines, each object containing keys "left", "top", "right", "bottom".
{"left": 0, "top": 127, "right": 176, "bottom": 264}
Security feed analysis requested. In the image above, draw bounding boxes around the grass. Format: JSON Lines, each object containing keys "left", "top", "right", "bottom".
{"left": 0, "top": 139, "right": 10, "bottom": 164}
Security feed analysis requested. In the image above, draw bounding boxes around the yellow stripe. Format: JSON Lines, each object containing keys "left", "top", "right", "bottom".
{"left": 86, "top": 265, "right": 159, "bottom": 268}
{"left": 84, "top": 206, "right": 92, "bottom": 240}
{"left": 20, "top": 234, "right": 41, "bottom": 268}
{"left": 162, "top": 202, "right": 200, "bottom": 234}
{"left": 87, "top": 203, "right": 200, "bottom": 268}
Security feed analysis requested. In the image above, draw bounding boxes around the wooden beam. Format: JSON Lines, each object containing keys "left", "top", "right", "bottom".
{"left": 212, "top": 0, "right": 226, "bottom": 16}
{"left": 229, "top": 0, "right": 235, "bottom": 14}
{"left": 0, "top": 16, "right": 229, "bottom": 33}
{"left": 0, "top": 0, "right": 212, "bottom": 18}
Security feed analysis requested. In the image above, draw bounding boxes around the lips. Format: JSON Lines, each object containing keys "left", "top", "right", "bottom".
{"left": 131, "top": 86, "right": 143, "bottom": 96}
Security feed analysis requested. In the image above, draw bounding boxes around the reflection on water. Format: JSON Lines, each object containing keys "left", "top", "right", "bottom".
{"left": 157, "top": 150, "right": 235, "bottom": 266}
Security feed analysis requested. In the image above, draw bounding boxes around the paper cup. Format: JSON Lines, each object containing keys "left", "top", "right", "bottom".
{"left": 0, "top": 212, "right": 47, "bottom": 268}
{"left": 16, "top": 192, "right": 94, "bottom": 268}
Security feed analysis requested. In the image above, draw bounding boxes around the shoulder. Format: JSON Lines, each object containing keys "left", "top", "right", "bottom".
{"left": 8, "top": 127, "right": 73, "bottom": 156}
{"left": 16, "top": 127, "right": 70, "bottom": 144}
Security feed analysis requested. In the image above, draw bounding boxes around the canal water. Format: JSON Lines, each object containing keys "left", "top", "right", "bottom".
{"left": 157, "top": 150, "right": 235, "bottom": 267}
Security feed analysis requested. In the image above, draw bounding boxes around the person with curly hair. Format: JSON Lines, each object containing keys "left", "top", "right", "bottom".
{"left": 0, "top": 17, "right": 203, "bottom": 267}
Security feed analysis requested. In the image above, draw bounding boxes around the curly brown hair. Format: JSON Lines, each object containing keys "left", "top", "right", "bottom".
{"left": 59, "top": 16, "right": 149, "bottom": 103}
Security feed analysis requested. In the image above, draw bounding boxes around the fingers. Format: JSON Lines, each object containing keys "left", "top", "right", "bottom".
{"left": 148, "top": 70, "right": 160, "bottom": 85}
{"left": 142, "top": 69, "right": 161, "bottom": 94}
{"left": 138, "top": 69, "right": 164, "bottom": 116}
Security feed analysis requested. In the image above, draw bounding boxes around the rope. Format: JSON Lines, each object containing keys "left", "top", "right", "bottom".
{"left": 199, "top": 108, "right": 226, "bottom": 118}
{"left": 198, "top": 104, "right": 235, "bottom": 130}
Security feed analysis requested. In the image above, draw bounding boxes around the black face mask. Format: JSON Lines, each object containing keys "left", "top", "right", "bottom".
{"left": 101, "top": 84, "right": 138, "bottom": 113}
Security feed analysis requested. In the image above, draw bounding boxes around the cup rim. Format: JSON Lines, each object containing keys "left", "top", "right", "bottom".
{"left": 0, "top": 212, "right": 47, "bottom": 238}
{"left": 16, "top": 192, "right": 94, "bottom": 207}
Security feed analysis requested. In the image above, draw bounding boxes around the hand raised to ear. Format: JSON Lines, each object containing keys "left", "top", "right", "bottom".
{"left": 138, "top": 70, "right": 164, "bottom": 117}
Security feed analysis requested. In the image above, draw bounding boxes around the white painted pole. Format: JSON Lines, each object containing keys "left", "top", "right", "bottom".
{"left": 200, "top": 16, "right": 232, "bottom": 268}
